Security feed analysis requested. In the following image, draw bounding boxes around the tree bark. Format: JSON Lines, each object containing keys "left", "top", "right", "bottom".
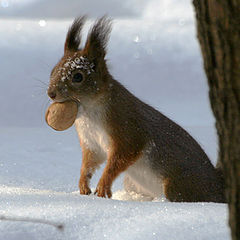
{"left": 193, "top": 1, "right": 240, "bottom": 239}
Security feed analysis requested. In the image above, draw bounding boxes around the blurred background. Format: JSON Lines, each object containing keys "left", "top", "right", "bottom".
{"left": 0, "top": 0, "right": 214, "bottom": 127}
{"left": 0, "top": 0, "right": 218, "bottom": 190}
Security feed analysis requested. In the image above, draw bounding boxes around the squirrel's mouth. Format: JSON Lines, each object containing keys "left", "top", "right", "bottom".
{"left": 49, "top": 97, "right": 67, "bottom": 103}
{"left": 48, "top": 92, "right": 72, "bottom": 103}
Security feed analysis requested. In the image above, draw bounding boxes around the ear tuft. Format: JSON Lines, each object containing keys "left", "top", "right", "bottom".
{"left": 65, "top": 16, "right": 87, "bottom": 53}
{"left": 84, "top": 16, "right": 112, "bottom": 59}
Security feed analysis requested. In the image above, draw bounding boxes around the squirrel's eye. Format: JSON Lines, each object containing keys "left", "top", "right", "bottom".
{"left": 72, "top": 72, "right": 83, "bottom": 83}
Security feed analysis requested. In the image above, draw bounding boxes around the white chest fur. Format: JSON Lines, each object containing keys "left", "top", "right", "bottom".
{"left": 74, "top": 104, "right": 110, "bottom": 156}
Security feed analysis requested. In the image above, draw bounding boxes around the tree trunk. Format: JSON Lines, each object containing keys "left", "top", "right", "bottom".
{"left": 193, "top": 1, "right": 240, "bottom": 239}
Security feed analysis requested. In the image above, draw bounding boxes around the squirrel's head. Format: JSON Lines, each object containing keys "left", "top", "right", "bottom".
{"left": 48, "top": 16, "right": 112, "bottom": 103}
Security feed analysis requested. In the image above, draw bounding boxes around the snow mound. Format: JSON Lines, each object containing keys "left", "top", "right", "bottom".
{"left": 112, "top": 189, "right": 167, "bottom": 202}
{"left": 0, "top": 127, "right": 230, "bottom": 239}
{"left": 0, "top": 185, "right": 230, "bottom": 240}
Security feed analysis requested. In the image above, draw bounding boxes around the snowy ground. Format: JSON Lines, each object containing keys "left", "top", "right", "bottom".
{"left": 0, "top": 127, "right": 230, "bottom": 240}
{"left": 0, "top": 1, "right": 231, "bottom": 239}
{"left": 0, "top": 187, "right": 229, "bottom": 240}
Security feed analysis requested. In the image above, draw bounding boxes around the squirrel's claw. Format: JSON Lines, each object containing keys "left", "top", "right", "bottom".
{"left": 79, "top": 185, "right": 92, "bottom": 195}
{"left": 94, "top": 184, "right": 112, "bottom": 198}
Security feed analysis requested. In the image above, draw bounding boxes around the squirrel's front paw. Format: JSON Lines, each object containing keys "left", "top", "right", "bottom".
{"left": 94, "top": 183, "right": 112, "bottom": 198}
{"left": 79, "top": 184, "right": 92, "bottom": 195}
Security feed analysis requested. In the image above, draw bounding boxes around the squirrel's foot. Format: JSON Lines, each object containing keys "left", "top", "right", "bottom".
{"left": 79, "top": 184, "right": 92, "bottom": 195}
{"left": 94, "top": 183, "right": 112, "bottom": 198}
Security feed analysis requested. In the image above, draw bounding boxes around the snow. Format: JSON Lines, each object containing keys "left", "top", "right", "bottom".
{"left": 0, "top": 127, "right": 230, "bottom": 239}
{"left": 0, "top": 1, "right": 231, "bottom": 239}
{"left": 0, "top": 185, "right": 229, "bottom": 240}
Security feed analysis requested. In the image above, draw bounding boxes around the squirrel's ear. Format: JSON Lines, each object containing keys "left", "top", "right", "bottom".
{"left": 83, "top": 16, "right": 112, "bottom": 60}
{"left": 64, "top": 16, "right": 86, "bottom": 53}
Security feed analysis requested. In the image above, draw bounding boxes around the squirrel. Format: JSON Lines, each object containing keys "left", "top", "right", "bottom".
{"left": 47, "top": 16, "right": 225, "bottom": 202}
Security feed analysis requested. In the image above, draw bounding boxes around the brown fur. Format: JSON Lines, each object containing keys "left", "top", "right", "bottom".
{"left": 47, "top": 16, "right": 226, "bottom": 202}
{"left": 94, "top": 136, "right": 145, "bottom": 198}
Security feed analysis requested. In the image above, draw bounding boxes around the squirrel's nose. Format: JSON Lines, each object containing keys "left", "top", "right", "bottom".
{"left": 48, "top": 90, "right": 56, "bottom": 100}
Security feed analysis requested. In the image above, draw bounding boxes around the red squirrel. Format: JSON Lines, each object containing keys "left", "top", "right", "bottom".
{"left": 47, "top": 16, "right": 225, "bottom": 202}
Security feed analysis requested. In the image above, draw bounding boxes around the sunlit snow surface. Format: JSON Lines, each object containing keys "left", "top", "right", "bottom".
{"left": 0, "top": 127, "right": 230, "bottom": 240}
{"left": 0, "top": 185, "right": 229, "bottom": 240}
